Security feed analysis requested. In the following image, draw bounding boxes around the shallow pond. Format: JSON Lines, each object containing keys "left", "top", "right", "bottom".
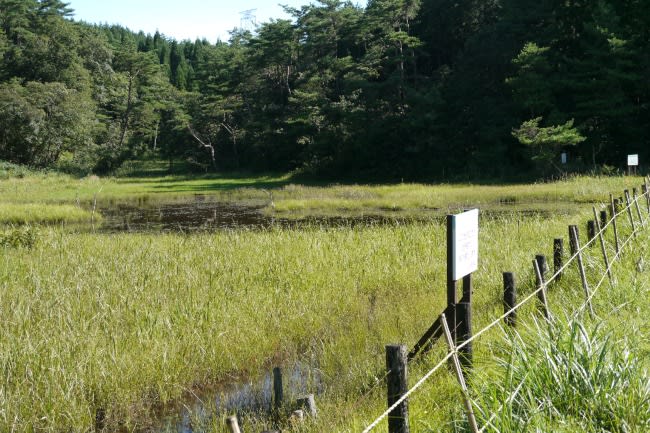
{"left": 93, "top": 194, "right": 576, "bottom": 233}
{"left": 151, "top": 362, "right": 323, "bottom": 433}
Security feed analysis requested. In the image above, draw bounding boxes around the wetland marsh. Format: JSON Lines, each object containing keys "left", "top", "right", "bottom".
{"left": 0, "top": 171, "right": 649, "bottom": 432}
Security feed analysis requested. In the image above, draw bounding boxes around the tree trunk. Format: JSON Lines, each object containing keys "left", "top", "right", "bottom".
{"left": 118, "top": 73, "right": 134, "bottom": 149}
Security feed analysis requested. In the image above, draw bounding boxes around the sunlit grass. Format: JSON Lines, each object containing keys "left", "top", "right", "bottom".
{"left": 0, "top": 203, "right": 96, "bottom": 224}
{"left": 1, "top": 166, "right": 649, "bottom": 432}
{"left": 1, "top": 200, "right": 648, "bottom": 432}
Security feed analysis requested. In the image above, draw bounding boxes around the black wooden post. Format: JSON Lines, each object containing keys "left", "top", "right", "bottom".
{"left": 533, "top": 259, "right": 550, "bottom": 320}
{"left": 569, "top": 225, "right": 579, "bottom": 255}
{"left": 503, "top": 272, "right": 516, "bottom": 327}
{"left": 633, "top": 188, "right": 645, "bottom": 226}
{"left": 587, "top": 220, "right": 596, "bottom": 244}
{"left": 611, "top": 195, "right": 620, "bottom": 255}
{"left": 386, "top": 345, "right": 409, "bottom": 433}
{"left": 446, "top": 216, "right": 457, "bottom": 343}
{"left": 535, "top": 254, "right": 548, "bottom": 279}
{"left": 553, "top": 238, "right": 564, "bottom": 280}
{"left": 624, "top": 190, "right": 637, "bottom": 234}
{"left": 643, "top": 184, "right": 650, "bottom": 214}
{"left": 273, "top": 367, "right": 283, "bottom": 411}
{"left": 456, "top": 302, "right": 472, "bottom": 369}
{"left": 600, "top": 210, "right": 608, "bottom": 231}
{"left": 462, "top": 274, "right": 472, "bottom": 303}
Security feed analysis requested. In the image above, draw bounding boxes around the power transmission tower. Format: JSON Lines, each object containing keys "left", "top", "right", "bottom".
{"left": 239, "top": 9, "right": 257, "bottom": 32}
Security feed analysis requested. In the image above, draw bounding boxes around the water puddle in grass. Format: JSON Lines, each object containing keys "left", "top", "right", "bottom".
{"left": 150, "top": 362, "right": 323, "bottom": 433}
{"left": 94, "top": 194, "right": 433, "bottom": 232}
{"left": 91, "top": 194, "right": 575, "bottom": 233}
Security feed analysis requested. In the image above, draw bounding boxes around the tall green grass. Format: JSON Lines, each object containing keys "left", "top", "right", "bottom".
{"left": 1, "top": 170, "right": 649, "bottom": 432}
{"left": 1, "top": 202, "right": 647, "bottom": 432}
{"left": 470, "top": 319, "right": 650, "bottom": 432}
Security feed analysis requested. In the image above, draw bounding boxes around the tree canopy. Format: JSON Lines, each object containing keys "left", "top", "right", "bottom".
{"left": 0, "top": 0, "right": 647, "bottom": 179}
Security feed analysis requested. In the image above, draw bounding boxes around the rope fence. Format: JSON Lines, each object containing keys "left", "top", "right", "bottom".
{"left": 362, "top": 176, "right": 650, "bottom": 433}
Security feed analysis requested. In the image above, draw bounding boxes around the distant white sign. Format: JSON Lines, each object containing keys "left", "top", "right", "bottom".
{"left": 628, "top": 154, "right": 639, "bottom": 166}
{"left": 561, "top": 153, "right": 567, "bottom": 164}
{"left": 450, "top": 209, "right": 479, "bottom": 280}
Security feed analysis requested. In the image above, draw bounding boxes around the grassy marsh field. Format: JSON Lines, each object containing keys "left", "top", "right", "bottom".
{"left": 0, "top": 162, "right": 647, "bottom": 224}
{"left": 0, "top": 168, "right": 649, "bottom": 432}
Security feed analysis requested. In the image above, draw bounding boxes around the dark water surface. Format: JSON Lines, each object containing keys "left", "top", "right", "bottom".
{"left": 151, "top": 362, "right": 323, "bottom": 433}
{"left": 94, "top": 194, "right": 572, "bottom": 233}
{"left": 96, "top": 194, "right": 432, "bottom": 232}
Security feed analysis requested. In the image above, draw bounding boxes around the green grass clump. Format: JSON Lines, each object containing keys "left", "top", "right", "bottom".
{"left": 0, "top": 203, "right": 96, "bottom": 224}
{"left": 0, "top": 226, "right": 37, "bottom": 248}
{"left": 471, "top": 319, "right": 650, "bottom": 432}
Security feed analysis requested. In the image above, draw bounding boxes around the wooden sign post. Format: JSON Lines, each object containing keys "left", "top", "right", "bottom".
{"left": 628, "top": 154, "right": 638, "bottom": 176}
{"left": 447, "top": 209, "right": 478, "bottom": 368}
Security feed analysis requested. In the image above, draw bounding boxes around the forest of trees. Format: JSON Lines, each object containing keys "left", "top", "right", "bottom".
{"left": 0, "top": 0, "right": 648, "bottom": 180}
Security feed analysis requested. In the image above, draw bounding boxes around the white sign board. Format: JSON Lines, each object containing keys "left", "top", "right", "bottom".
{"left": 450, "top": 209, "right": 479, "bottom": 280}
{"left": 561, "top": 153, "right": 567, "bottom": 164}
{"left": 628, "top": 154, "right": 638, "bottom": 166}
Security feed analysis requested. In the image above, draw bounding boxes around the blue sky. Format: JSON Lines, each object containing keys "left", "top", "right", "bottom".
{"left": 68, "top": 0, "right": 368, "bottom": 43}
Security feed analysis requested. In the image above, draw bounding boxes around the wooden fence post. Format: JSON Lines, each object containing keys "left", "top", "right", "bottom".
{"left": 553, "top": 238, "right": 564, "bottom": 279}
{"left": 440, "top": 314, "right": 479, "bottom": 433}
{"left": 600, "top": 210, "right": 608, "bottom": 232}
{"left": 533, "top": 258, "right": 550, "bottom": 320}
{"left": 633, "top": 188, "right": 645, "bottom": 226}
{"left": 592, "top": 207, "right": 612, "bottom": 281}
{"left": 297, "top": 394, "right": 318, "bottom": 418}
{"left": 643, "top": 184, "right": 650, "bottom": 214}
{"left": 624, "top": 190, "right": 637, "bottom": 234}
{"left": 610, "top": 195, "right": 620, "bottom": 255}
{"left": 456, "top": 302, "right": 472, "bottom": 369}
{"left": 587, "top": 220, "right": 596, "bottom": 244}
{"left": 569, "top": 225, "right": 579, "bottom": 255}
{"left": 446, "top": 216, "right": 457, "bottom": 343}
{"left": 503, "top": 272, "right": 516, "bottom": 327}
{"left": 226, "top": 416, "right": 241, "bottom": 433}
{"left": 273, "top": 367, "right": 283, "bottom": 411}
{"left": 569, "top": 225, "right": 594, "bottom": 317}
{"left": 386, "top": 345, "right": 409, "bottom": 433}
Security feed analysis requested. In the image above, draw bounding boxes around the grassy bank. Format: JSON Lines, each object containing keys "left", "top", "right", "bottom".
{"left": 0, "top": 168, "right": 647, "bottom": 223}
{"left": 1, "top": 197, "right": 648, "bottom": 432}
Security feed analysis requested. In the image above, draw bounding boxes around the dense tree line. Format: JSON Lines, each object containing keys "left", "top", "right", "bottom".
{"left": 0, "top": 0, "right": 647, "bottom": 179}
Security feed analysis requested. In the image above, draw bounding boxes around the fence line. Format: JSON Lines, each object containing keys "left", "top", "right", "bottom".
{"left": 362, "top": 178, "right": 650, "bottom": 433}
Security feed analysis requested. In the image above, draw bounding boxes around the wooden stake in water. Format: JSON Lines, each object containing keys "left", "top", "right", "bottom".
{"left": 610, "top": 195, "right": 620, "bottom": 255}
{"left": 592, "top": 206, "right": 612, "bottom": 282}
{"left": 273, "top": 367, "right": 283, "bottom": 411}
{"left": 226, "top": 416, "right": 241, "bottom": 433}
{"left": 440, "top": 313, "right": 480, "bottom": 433}
{"left": 297, "top": 394, "right": 318, "bottom": 418}
{"left": 569, "top": 225, "right": 594, "bottom": 317}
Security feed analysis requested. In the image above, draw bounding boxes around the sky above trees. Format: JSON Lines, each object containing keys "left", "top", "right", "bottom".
{"left": 68, "top": 0, "right": 369, "bottom": 42}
